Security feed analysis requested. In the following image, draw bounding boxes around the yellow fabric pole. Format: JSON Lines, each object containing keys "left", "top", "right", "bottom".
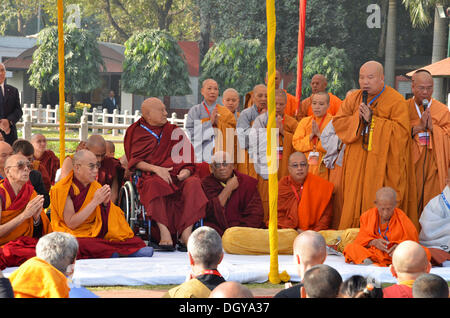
{"left": 57, "top": 0, "right": 66, "bottom": 166}
{"left": 266, "top": 0, "right": 283, "bottom": 285}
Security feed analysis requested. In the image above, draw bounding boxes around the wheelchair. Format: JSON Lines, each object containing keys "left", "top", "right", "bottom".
{"left": 118, "top": 170, "right": 203, "bottom": 245}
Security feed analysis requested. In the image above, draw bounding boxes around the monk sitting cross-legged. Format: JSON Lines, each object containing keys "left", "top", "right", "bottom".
{"left": 50, "top": 150, "right": 152, "bottom": 259}
{"left": 344, "top": 187, "right": 430, "bottom": 267}
{"left": 124, "top": 97, "right": 208, "bottom": 252}
{"left": 0, "top": 154, "right": 52, "bottom": 270}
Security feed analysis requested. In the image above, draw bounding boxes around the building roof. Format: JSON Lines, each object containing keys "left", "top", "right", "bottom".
{"left": 406, "top": 57, "right": 450, "bottom": 78}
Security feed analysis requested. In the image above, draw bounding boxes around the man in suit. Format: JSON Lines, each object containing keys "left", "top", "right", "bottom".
{"left": 103, "top": 90, "right": 119, "bottom": 114}
{"left": 0, "top": 63, "right": 23, "bottom": 145}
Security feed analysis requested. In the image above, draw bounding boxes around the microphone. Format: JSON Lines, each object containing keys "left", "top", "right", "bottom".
{"left": 362, "top": 90, "right": 368, "bottom": 105}
{"left": 422, "top": 99, "right": 429, "bottom": 111}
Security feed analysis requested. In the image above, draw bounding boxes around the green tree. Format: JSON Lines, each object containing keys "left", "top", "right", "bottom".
{"left": 121, "top": 29, "right": 191, "bottom": 97}
{"left": 287, "top": 45, "right": 355, "bottom": 100}
{"left": 28, "top": 24, "right": 105, "bottom": 104}
{"left": 199, "top": 37, "right": 266, "bottom": 96}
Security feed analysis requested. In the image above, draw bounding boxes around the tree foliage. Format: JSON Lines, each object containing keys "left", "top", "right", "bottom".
{"left": 121, "top": 29, "right": 191, "bottom": 96}
{"left": 200, "top": 37, "right": 266, "bottom": 96}
{"left": 28, "top": 24, "right": 105, "bottom": 95}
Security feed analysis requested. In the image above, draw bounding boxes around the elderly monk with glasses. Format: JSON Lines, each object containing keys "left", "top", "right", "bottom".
{"left": 0, "top": 154, "right": 52, "bottom": 270}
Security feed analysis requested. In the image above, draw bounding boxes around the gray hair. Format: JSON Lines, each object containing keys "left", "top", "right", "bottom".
{"left": 36, "top": 232, "right": 79, "bottom": 274}
{"left": 187, "top": 226, "right": 223, "bottom": 269}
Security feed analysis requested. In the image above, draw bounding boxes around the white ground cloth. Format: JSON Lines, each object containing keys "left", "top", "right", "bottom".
{"left": 3, "top": 252, "right": 449, "bottom": 287}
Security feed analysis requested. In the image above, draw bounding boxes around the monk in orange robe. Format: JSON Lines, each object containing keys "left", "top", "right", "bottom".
{"left": 222, "top": 88, "right": 241, "bottom": 120}
{"left": 250, "top": 89, "right": 298, "bottom": 222}
{"left": 60, "top": 135, "right": 124, "bottom": 204}
{"left": 185, "top": 79, "right": 237, "bottom": 179}
{"left": 278, "top": 152, "right": 334, "bottom": 231}
{"left": 293, "top": 91, "right": 333, "bottom": 180}
{"left": 31, "top": 134, "right": 60, "bottom": 186}
{"left": 244, "top": 70, "right": 299, "bottom": 118}
{"left": 408, "top": 69, "right": 450, "bottom": 214}
{"left": 124, "top": 98, "right": 208, "bottom": 251}
{"left": 50, "top": 149, "right": 150, "bottom": 259}
{"left": 344, "top": 187, "right": 430, "bottom": 267}
{"left": 333, "top": 61, "right": 418, "bottom": 230}
{"left": 298, "top": 74, "right": 342, "bottom": 121}
{"left": 0, "top": 154, "right": 51, "bottom": 270}
{"left": 9, "top": 232, "right": 78, "bottom": 298}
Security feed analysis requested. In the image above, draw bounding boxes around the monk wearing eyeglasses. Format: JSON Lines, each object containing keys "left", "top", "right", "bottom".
{"left": 0, "top": 154, "right": 52, "bottom": 269}
{"left": 50, "top": 149, "right": 152, "bottom": 259}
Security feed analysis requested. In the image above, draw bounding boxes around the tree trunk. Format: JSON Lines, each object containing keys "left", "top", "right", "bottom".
{"left": 377, "top": 0, "right": 388, "bottom": 58}
{"left": 431, "top": 5, "right": 448, "bottom": 102}
{"left": 198, "top": 1, "right": 211, "bottom": 103}
{"left": 384, "top": 0, "right": 397, "bottom": 88}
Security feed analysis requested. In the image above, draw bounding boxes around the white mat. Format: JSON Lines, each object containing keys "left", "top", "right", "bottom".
{"left": 3, "top": 252, "right": 450, "bottom": 287}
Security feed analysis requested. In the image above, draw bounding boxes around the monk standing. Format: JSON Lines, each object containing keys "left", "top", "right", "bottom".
{"left": 333, "top": 61, "right": 418, "bottom": 230}
{"left": 408, "top": 69, "right": 450, "bottom": 213}
{"left": 185, "top": 79, "right": 236, "bottom": 178}
{"left": 344, "top": 187, "right": 430, "bottom": 267}
{"left": 293, "top": 91, "right": 333, "bottom": 180}
{"left": 30, "top": 134, "right": 60, "bottom": 186}
{"left": 298, "top": 74, "right": 342, "bottom": 120}
{"left": 222, "top": 88, "right": 241, "bottom": 120}
{"left": 124, "top": 98, "right": 208, "bottom": 251}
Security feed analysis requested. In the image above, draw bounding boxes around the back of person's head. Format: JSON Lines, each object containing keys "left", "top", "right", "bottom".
{"left": 339, "top": 275, "right": 383, "bottom": 298}
{"left": 391, "top": 241, "right": 430, "bottom": 280}
{"left": 302, "top": 264, "right": 342, "bottom": 298}
{"left": 413, "top": 273, "right": 449, "bottom": 298}
{"left": 209, "top": 281, "right": 254, "bottom": 298}
{"left": 187, "top": 226, "right": 223, "bottom": 269}
{"left": 36, "top": 232, "right": 79, "bottom": 274}
{"left": 12, "top": 139, "right": 35, "bottom": 156}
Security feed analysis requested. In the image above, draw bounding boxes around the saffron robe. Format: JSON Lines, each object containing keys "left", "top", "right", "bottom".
{"left": 333, "top": 87, "right": 418, "bottom": 230}
{"left": 292, "top": 113, "right": 333, "bottom": 180}
{"left": 298, "top": 93, "right": 342, "bottom": 121}
{"left": 163, "top": 273, "right": 226, "bottom": 298}
{"left": 408, "top": 98, "right": 450, "bottom": 212}
{"left": 343, "top": 207, "right": 430, "bottom": 266}
{"left": 124, "top": 118, "right": 208, "bottom": 243}
{"left": 0, "top": 179, "right": 52, "bottom": 269}
{"left": 50, "top": 171, "right": 145, "bottom": 259}
{"left": 383, "top": 281, "right": 414, "bottom": 298}
{"left": 201, "top": 170, "right": 264, "bottom": 236}
{"left": 34, "top": 149, "right": 60, "bottom": 185}
{"left": 277, "top": 174, "right": 334, "bottom": 231}
{"left": 9, "top": 256, "right": 70, "bottom": 298}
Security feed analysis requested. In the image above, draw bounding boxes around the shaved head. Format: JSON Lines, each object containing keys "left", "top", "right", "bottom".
{"left": 294, "top": 231, "right": 327, "bottom": 265}
{"left": 86, "top": 135, "right": 106, "bottom": 163}
{"left": 265, "top": 70, "right": 282, "bottom": 88}
{"left": 375, "top": 187, "right": 397, "bottom": 223}
{"left": 288, "top": 152, "right": 308, "bottom": 184}
{"left": 392, "top": 241, "right": 430, "bottom": 277}
{"left": 411, "top": 69, "right": 433, "bottom": 105}
{"left": 201, "top": 79, "right": 219, "bottom": 105}
{"left": 202, "top": 78, "right": 218, "bottom": 89}
{"left": 73, "top": 149, "right": 96, "bottom": 165}
{"left": 222, "top": 88, "right": 240, "bottom": 113}
{"left": 359, "top": 61, "right": 385, "bottom": 95}
{"left": 252, "top": 84, "right": 267, "bottom": 112}
{"left": 311, "top": 74, "right": 328, "bottom": 94}
{"left": 141, "top": 97, "right": 168, "bottom": 126}
{"left": 375, "top": 187, "right": 397, "bottom": 204}
{"left": 413, "top": 273, "right": 449, "bottom": 298}
{"left": 209, "top": 281, "right": 254, "bottom": 298}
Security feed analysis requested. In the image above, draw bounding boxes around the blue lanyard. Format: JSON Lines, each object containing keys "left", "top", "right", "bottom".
{"left": 442, "top": 191, "right": 450, "bottom": 210}
{"left": 140, "top": 124, "right": 163, "bottom": 144}
{"left": 378, "top": 223, "right": 389, "bottom": 241}
{"left": 368, "top": 85, "right": 385, "bottom": 106}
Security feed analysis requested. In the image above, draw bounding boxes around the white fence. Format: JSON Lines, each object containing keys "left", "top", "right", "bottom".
{"left": 17, "top": 104, "right": 188, "bottom": 143}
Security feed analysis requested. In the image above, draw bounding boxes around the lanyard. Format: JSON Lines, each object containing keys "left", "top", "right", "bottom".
{"left": 289, "top": 177, "right": 303, "bottom": 202}
{"left": 441, "top": 191, "right": 450, "bottom": 210}
{"left": 414, "top": 99, "right": 433, "bottom": 119}
{"left": 378, "top": 223, "right": 389, "bottom": 242}
{"left": 368, "top": 85, "right": 385, "bottom": 106}
{"left": 140, "top": 124, "right": 163, "bottom": 144}
{"left": 202, "top": 101, "right": 216, "bottom": 118}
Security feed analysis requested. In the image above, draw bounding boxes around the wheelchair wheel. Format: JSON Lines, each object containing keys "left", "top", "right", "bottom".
{"left": 118, "top": 181, "right": 136, "bottom": 231}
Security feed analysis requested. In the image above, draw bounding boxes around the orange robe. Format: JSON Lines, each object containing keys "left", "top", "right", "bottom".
{"left": 298, "top": 92, "right": 342, "bottom": 121}
{"left": 332, "top": 87, "right": 418, "bottom": 230}
{"left": 292, "top": 113, "right": 333, "bottom": 180}
{"left": 408, "top": 98, "right": 450, "bottom": 213}
{"left": 9, "top": 256, "right": 69, "bottom": 298}
{"left": 244, "top": 89, "right": 299, "bottom": 117}
{"left": 343, "top": 207, "right": 430, "bottom": 266}
{"left": 277, "top": 174, "right": 334, "bottom": 231}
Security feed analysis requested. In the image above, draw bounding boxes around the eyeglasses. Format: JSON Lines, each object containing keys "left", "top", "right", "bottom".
{"left": 79, "top": 162, "right": 101, "bottom": 170}
{"left": 6, "top": 161, "right": 32, "bottom": 171}
{"left": 212, "top": 162, "right": 233, "bottom": 169}
{"left": 289, "top": 162, "right": 308, "bottom": 169}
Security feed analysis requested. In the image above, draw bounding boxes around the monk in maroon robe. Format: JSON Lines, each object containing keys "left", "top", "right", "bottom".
{"left": 201, "top": 151, "right": 264, "bottom": 236}
{"left": 31, "top": 134, "right": 60, "bottom": 186}
{"left": 124, "top": 98, "right": 208, "bottom": 251}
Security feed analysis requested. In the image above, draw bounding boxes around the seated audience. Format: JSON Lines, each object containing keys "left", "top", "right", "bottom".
{"left": 201, "top": 151, "right": 264, "bottom": 236}
{"left": 338, "top": 275, "right": 383, "bottom": 298}
{"left": 164, "top": 226, "right": 225, "bottom": 298}
{"left": 0, "top": 154, "right": 52, "bottom": 270}
{"left": 209, "top": 281, "right": 254, "bottom": 298}
{"left": 300, "top": 264, "right": 342, "bottom": 298}
{"left": 50, "top": 149, "right": 152, "bottom": 259}
{"left": 9, "top": 232, "right": 78, "bottom": 298}
{"left": 412, "top": 273, "right": 449, "bottom": 298}
{"left": 383, "top": 240, "right": 431, "bottom": 298}
{"left": 344, "top": 187, "right": 430, "bottom": 266}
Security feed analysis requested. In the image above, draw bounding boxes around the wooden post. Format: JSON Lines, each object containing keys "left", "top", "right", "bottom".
{"left": 80, "top": 115, "right": 88, "bottom": 141}
{"left": 22, "top": 114, "right": 32, "bottom": 140}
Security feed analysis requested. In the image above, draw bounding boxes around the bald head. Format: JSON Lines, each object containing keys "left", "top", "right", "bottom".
{"left": 359, "top": 61, "right": 385, "bottom": 95}
{"left": 141, "top": 97, "right": 168, "bottom": 126}
{"left": 375, "top": 187, "right": 397, "bottom": 204}
{"left": 0, "top": 141, "right": 13, "bottom": 170}
{"left": 392, "top": 241, "right": 430, "bottom": 276}
{"left": 294, "top": 231, "right": 327, "bottom": 265}
{"left": 265, "top": 70, "right": 282, "bottom": 88}
{"left": 310, "top": 74, "right": 328, "bottom": 94}
{"left": 413, "top": 273, "right": 449, "bottom": 298}
{"left": 375, "top": 187, "right": 397, "bottom": 223}
{"left": 201, "top": 79, "right": 219, "bottom": 105}
{"left": 209, "top": 281, "right": 254, "bottom": 298}
{"left": 73, "top": 149, "right": 96, "bottom": 165}
{"left": 222, "top": 88, "right": 240, "bottom": 113}
{"left": 288, "top": 152, "right": 308, "bottom": 184}
{"left": 252, "top": 84, "right": 267, "bottom": 111}
{"left": 4, "top": 153, "right": 31, "bottom": 185}
{"left": 105, "top": 141, "right": 115, "bottom": 158}
{"left": 412, "top": 69, "right": 433, "bottom": 105}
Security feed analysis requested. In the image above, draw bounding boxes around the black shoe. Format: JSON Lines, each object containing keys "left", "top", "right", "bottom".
{"left": 151, "top": 241, "right": 175, "bottom": 252}
{"left": 177, "top": 241, "right": 187, "bottom": 252}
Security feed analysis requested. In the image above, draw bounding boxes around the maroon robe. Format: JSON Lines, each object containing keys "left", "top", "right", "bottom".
{"left": 69, "top": 177, "right": 146, "bottom": 259}
{"left": 34, "top": 150, "right": 60, "bottom": 185}
{"left": 97, "top": 156, "right": 124, "bottom": 187}
{"left": 201, "top": 170, "right": 265, "bottom": 236}
{"left": 124, "top": 118, "right": 208, "bottom": 242}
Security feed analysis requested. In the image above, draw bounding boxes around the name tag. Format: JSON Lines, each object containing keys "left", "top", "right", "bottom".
{"left": 277, "top": 146, "right": 283, "bottom": 160}
{"left": 418, "top": 132, "right": 430, "bottom": 146}
{"left": 308, "top": 151, "right": 320, "bottom": 166}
